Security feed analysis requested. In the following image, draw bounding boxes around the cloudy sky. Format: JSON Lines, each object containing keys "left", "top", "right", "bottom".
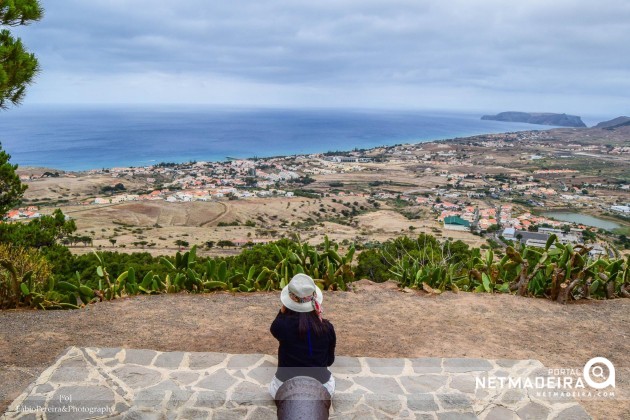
{"left": 12, "top": 0, "right": 630, "bottom": 115}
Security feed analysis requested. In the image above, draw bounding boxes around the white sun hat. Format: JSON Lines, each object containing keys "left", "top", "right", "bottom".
{"left": 280, "top": 273, "right": 323, "bottom": 313}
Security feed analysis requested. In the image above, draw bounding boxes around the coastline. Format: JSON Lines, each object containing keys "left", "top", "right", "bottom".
{"left": 4, "top": 107, "right": 550, "bottom": 172}
{"left": 17, "top": 128, "right": 545, "bottom": 174}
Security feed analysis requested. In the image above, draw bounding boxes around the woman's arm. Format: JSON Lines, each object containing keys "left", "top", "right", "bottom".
{"left": 270, "top": 309, "right": 286, "bottom": 341}
{"left": 327, "top": 323, "right": 336, "bottom": 366}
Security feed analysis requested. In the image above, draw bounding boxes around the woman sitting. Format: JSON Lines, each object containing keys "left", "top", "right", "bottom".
{"left": 269, "top": 274, "right": 336, "bottom": 399}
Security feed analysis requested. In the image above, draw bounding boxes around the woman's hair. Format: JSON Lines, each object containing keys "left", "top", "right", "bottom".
{"left": 284, "top": 308, "right": 332, "bottom": 338}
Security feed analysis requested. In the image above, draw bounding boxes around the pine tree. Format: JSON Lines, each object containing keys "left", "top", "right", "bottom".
{"left": 0, "top": 0, "right": 44, "bottom": 109}
{"left": 0, "top": 144, "right": 27, "bottom": 215}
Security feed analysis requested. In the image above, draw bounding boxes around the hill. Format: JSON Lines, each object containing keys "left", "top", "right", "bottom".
{"left": 481, "top": 111, "right": 587, "bottom": 127}
{"left": 595, "top": 116, "right": 630, "bottom": 129}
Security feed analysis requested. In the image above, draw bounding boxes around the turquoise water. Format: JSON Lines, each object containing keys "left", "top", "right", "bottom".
{"left": 0, "top": 106, "right": 542, "bottom": 171}
{"left": 542, "top": 212, "right": 621, "bottom": 230}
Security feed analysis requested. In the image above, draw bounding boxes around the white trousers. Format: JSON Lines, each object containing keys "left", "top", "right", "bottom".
{"left": 268, "top": 375, "right": 335, "bottom": 399}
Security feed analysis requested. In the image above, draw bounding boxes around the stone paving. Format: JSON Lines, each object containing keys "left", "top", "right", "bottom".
{"left": 2, "top": 347, "right": 591, "bottom": 419}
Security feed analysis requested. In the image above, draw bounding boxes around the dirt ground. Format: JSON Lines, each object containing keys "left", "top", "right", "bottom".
{"left": 1, "top": 282, "right": 628, "bottom": 418}
{"left": 50, "top": 197, "right": 487, "bottom": 257}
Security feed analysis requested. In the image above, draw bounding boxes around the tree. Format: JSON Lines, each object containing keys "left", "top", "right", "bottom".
{"left": 486, "top": 224, "right": 500, "bottom": 233}
{"left": 217, "top": 240, "right": 235, "bottom": 248}
{"left": 1, "top": 0, "right": 44, "bottom": 109}
{"left": 0, "top": 209, "right": 76, "bottom": 248}
{"left": 174, "top": 239, "right": 189, "bottom": 250}
{"left": 0, "top": 144, "right": 27, "bottom": 215}
{"left": 355, "top": 249, "right": 391, "bottom": 283}
{"left": 582, "top": 229, "right": 596, "bottom": 242}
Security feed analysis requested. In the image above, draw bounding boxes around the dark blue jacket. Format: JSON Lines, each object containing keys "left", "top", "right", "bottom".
{"left": 270, "top": 311, "right": 336, "bottom": 383}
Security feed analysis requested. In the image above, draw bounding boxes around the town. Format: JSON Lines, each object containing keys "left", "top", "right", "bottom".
{"left": 9, "top": 126, "right": 630, "bottom": 255}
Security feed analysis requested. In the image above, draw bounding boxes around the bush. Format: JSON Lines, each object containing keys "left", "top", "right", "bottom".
{"left": 0, "top": 244, "right": 52, "bottom": 309}
{"left": 217, "top": 240, "right": 236, "bottom": 248}
{"left": 355, "top": 249, "right": 391, "bottom": 282}
{"left": 101, "top": 183, "right": 126, "bottom": 194}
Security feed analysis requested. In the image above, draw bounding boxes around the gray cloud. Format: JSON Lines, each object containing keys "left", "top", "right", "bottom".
{"left": 12, "top": 0, "right": 630, "bottom": 114}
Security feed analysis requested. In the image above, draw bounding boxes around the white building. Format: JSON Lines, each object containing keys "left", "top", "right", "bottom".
{"left": 502, "top": 228, "right": 516, "bottom": 239}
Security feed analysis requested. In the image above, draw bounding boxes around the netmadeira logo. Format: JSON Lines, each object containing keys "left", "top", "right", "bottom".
{"left": 583, "top": 357, "right": 615, "bottom": 390}
{"left": 476, "top": 357, "right": 616, "bottom": 399}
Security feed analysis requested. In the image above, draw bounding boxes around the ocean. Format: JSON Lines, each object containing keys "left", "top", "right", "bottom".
{"left": 0, "top": 106, "right": 543, "bottom": 171}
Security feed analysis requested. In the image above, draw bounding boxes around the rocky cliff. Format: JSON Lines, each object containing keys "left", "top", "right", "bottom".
{"left": 594, "top": 116, "right": 630, "bottom": 129}
{"left": 481, "top": 112, "right": 586, "bottom": 128}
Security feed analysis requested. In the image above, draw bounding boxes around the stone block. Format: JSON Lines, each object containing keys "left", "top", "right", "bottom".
{"left": 354, "top": 376, "right": 403, "bottom": 395}
{"left": 495, "top": 359, "right": 519, "bottom": 368}
{"left": 174, "top": 408, "right": 212, "bottom": 420}
{"left": 437, "top": 412, "right": 477, "bottom": 420}
{"left": 165, "top": 389, "right": 194, "bottom": 410}
{"left": 134, "top": 388, "right": 166, "bottom": 409}
{"left": 436, "top": 393, "right": 472, "bottom": 410}
{"left": 246, "top": 360, "right": 276, "bottom": 385}
{"left": 364, "top": 357, "right": 405, "bottom": 375}
{"left": 169, "top": 371, "right": 200, "bottom": 385}
{"left": 410, "top": 358, "right": 443, "bottom": 374}
{"left": 226, "top": 354, "right": 265, "bottom": 370}
{"left": 135, "top": 379, "right": 188, "bottom": 409}
{"left": 331, "top": 392, "right": 363, "bottom": 413}
{"left": 364, "top": 393, "right": 402, "bottom": 415}
{"left": 349, "top": 403, "right": 377, "bottom": 419}
{"left": 400, "top": 375, "right": 447, "bottom": 394}
{"left": 114, "top": 402, "right": 130, "bottom": 415}
{"left": 33, "top": 383, "right": 54, "bottom": 394}
{"left": 516, "top": 402, "right": 551, "bottom": 420}
{"left": 407, "top": 393, "right": 438, "bottom": 412}
{"left": 196, "top": 369, "right": 238, "bottom": 391}
{"left": 230, "top": 381, "right": 271, "bottom": 406}
{"left": 247, "top": 406, "right": 277, "bottom": 420}
{"left": 449, "top": 375, "right": 477, "bottom": 394}
{"left": 413, "top": 414, "right": 437, "bottom": 420}
{"left": 554, "top": 404, "right": 592, "bottom": 420}
{"left": 112, "top": 365, "right": 162, "bottom": 390}
{"left": 500, "top": 389, "right": 527, "bottom": 404}
{"left": 97, "top": 347, "right": 122, "bottom": 359}
{"left": 212, "top": 407, "right": 249, "bottom": 420}
{"left": 49, "top": 356, "right": 91, "bottom": 383}
{"left": 485, "top": 405, "right": 518, "bottom": 420}
{"left": 330, "top": 356, "right": 363, "bottom": 375}
{"left": 443, "top": 358, "right": 493, "bottom": 373}
{"left": 194, "top": 390, "right": 227, "bottom": 409}
{"left": 154, "top": 351, "right": 185, "bottom": 369}
{"left": 188, "top": 352, "right": 226, "bottom": 370}
{"left": 334, "top": 377, "right": 354, "bottom": 393}
{"left": 123, "top": 349, "right": 157, "bottom": 366}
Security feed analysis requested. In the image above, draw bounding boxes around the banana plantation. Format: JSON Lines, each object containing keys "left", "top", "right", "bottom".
{"left": 1, "top": 233, "right": 628, "bottom": 310}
